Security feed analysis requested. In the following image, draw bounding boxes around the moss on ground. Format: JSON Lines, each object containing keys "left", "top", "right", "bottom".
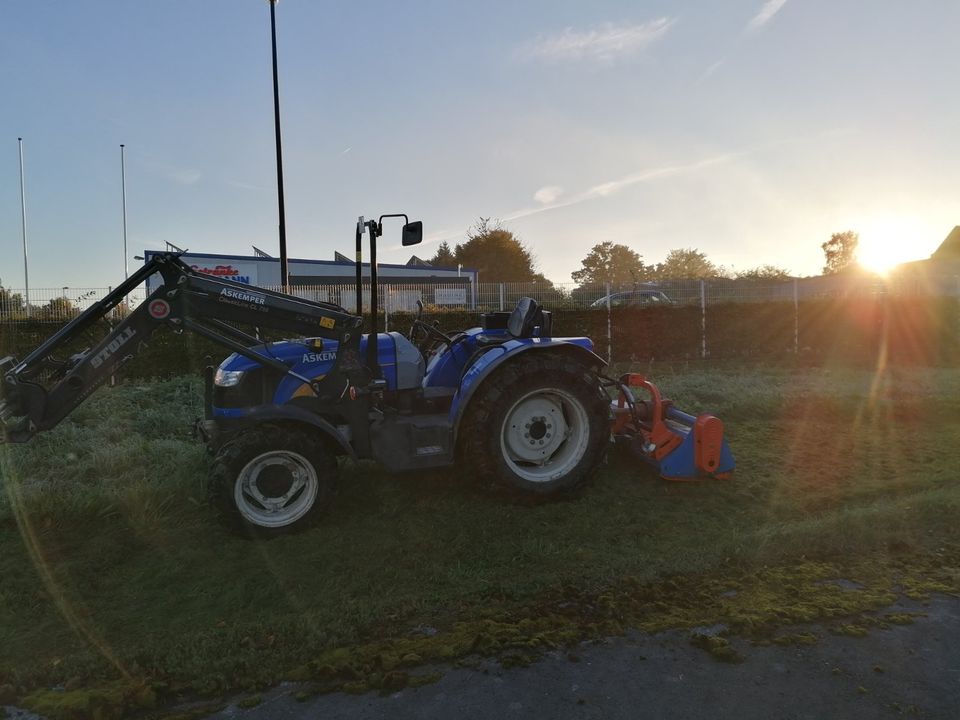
{"left": 769, "top": 632, "right": 819, "bottom": 647}
{"left": 279, "top": 546, "right": 959, "bottom": 689}
{"left": 689, "top": 634, "right": 745, "bottom": 663}
{"left": 20, "top": 681, "right": 157, "bottom": 720}
{"left": 8, "top": 545, "right": 960, "bottom": 718}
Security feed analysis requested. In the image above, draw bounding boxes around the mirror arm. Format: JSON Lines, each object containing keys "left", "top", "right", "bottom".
{"left": 378, "top": 213, "right": 409, "bottom": 226}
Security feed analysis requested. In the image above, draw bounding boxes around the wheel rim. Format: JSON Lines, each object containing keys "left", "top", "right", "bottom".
{"left": 234, "top": 450, "right": 319, "bottom": 528}
{"left": 500, "top": 388, "right": 591, "bottom": 483}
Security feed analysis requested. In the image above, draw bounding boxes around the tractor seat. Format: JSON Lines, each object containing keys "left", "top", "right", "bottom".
{"left": 474, "top": 297, "right": 552, "bottom": 348}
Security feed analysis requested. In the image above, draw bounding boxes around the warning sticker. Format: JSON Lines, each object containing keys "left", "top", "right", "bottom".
{"left": 319, "top": 317, "right": 336, "bottom": 329}
{"left": 148, "top": 299, "right": 171, "bottom": 319}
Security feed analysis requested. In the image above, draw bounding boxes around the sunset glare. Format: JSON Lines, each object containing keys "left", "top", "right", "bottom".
{"left": 857, "top": 218, "right": 934, "bottom": 276}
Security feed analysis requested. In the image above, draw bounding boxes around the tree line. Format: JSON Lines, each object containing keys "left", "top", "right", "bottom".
{"left": 429, "top": 219, "right": 863, "bottom": 285}
{"left": 0, "top": 224, "right": 862, "bottom": 318}
{"left": 429, "top": 219, "right": 797, "bottom": 286}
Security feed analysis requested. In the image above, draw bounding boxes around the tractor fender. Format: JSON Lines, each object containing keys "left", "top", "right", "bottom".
{"left": 228, "top": 404, "right": 357, "bottom": 460}
{"left": 449, "top": 339, "right": 605, "bottom": 442}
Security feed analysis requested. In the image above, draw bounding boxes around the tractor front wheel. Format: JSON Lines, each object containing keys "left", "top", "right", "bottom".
{"left": 460, "top": 354, "right": 608, "bottom": 495}
{"left": 208, "top": 426, "right": 336, "bottom": 536}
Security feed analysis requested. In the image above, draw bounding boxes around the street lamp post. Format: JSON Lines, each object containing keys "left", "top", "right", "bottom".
{"left": 268, "top": 0, "right": 289, "bottom": 290}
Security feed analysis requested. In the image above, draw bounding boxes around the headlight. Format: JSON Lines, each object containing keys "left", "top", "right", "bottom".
{"left": 214, "top": 368, "right": 246, "bottom": 387}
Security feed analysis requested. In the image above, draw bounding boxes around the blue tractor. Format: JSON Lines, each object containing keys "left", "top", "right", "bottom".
{"left": 0, "top": 214, "right": 733, "bottom": 535}
{"left": 202, "top": 216, "right": 612, "bottom": 533}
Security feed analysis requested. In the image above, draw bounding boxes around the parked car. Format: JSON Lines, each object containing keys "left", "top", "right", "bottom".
{"left": 590, "top": 290, "right": 674, "bottom": 308}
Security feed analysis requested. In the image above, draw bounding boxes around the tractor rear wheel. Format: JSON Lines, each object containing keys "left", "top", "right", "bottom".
{"left": 208, "top": 425, "right": 336, "bottom": 536}
{"left": 460, "top": 354, "right": 608, "bottom": 495}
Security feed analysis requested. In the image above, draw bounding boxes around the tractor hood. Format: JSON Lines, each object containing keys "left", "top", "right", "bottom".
{"left": 215, "top": 333, "right": 425, "bottom": 398}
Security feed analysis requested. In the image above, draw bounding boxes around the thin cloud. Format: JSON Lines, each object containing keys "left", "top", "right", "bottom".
{"left": 168, "top": 168, "right": 201, "bottom": 185}
{"left": 504, "top": 152, "right": 739, "bottom": 223}
{"left": 697, "top": 59, "right": 725, "bottom": 84}
{"left": 408, "top": 151, "right": 742, "bottom": 250}
{"left": 520, "top": 18, "right": 674, "bottom": 65}
{"left": 226, "top": 179, "right": 270, "bottom": 192}
{"left": 140, "top": 151, "right": 202, "bottom": 186}
{"left": 746, "top": 0, "right": 788, "bottom": 32}
{"left": 534, "top": 186, "right": 563, "bottom": 204}
{"left": 405, "top": 131, "right": 845, "bottom": 252}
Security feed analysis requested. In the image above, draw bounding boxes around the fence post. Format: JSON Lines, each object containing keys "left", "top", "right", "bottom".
{"left": 384, "top": 289, "right": 389, "bottom": 333}
{"left": 606, "top": 281, "right": 612, "bottom": 365}
{"left": 700, "top": 279, "right": 706, "bottom": 359}
{"left": 793, "top": 277, "right": 799, "bottom": 354}
{"left": 499, "top": 283, "right": 504, "bottom": 311}
{"left": 108, "top": 286, "right": 116, "bottom": 387}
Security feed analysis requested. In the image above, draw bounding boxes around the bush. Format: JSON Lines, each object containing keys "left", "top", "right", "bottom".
{"left": 1, "top": 297, "right": 957, "bottom": 379}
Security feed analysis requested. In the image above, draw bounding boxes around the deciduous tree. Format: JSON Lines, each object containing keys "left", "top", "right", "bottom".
{"left": 571, "top": 242, "right": 650, "bottom": 285}
{"left": 37, "top": 296, "right": 77, "bottom": 321}
{"left": 453, "top": 219, "right": 536, "bottom": 283}
{"left": 821, "top": 231, "right": 859, "bottom": 274}
{"left": 736, "top": 264, "right": 791, "bottom": 281}
{"left": 653, "top": 248, "right": 723, "bottom": 279}
{"left": 0, "top": 283, "right": 24, "bottom": 316}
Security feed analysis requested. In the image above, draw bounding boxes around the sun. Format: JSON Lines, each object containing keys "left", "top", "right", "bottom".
{"left": 856, "top": 217, "right": 930, "bottom": 276}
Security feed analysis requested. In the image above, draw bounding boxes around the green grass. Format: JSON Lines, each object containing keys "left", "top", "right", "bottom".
{"left": 1, "top": 366, "right": 959, "bottom": 702}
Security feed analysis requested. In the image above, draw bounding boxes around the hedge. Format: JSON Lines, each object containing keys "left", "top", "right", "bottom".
{"left": 1, "top": 297, "right": 957, "bottom": 380}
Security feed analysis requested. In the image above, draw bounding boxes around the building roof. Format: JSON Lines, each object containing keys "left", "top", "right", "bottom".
{"left": 405, "top": 255, "right": 433, "bottom": 267}
{"left": 931, "top": 226, "right": 960, "bottom": 260}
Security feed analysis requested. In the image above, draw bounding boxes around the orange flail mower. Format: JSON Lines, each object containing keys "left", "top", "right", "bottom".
{"left": 610, "top": 373, "right": 734, "bottom": 481}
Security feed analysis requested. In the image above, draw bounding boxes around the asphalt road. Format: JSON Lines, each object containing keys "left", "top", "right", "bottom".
{"left": 3, "top": 596, "right": 956, "bottom": 720}
{"left": 205, "top": 593, "right": 960, "bottom": 720}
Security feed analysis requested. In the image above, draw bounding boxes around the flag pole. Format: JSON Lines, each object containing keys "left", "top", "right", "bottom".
{"left": 18, "top": 137, "right": 30, "bottom": 318}
{"left": 121, "top": 144, "right": 128, "bottom": 280}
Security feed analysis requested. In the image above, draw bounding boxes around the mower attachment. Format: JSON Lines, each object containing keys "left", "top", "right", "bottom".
{"left": 611, "top": 373, "right": 734, "bottom": 481}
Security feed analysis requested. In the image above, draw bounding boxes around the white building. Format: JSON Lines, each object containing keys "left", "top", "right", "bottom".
{"left": 143, "top": 250, "right": 477, "bottom": 311}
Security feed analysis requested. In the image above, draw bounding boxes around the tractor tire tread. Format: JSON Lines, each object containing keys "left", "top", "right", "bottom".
{"left": 458, "top": 352, "right": 608, "bottom": 495}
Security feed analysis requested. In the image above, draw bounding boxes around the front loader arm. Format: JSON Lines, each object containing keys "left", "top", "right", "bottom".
{"left": 1, "top": 286, "right": 169, "bottom": 441}
{"left": 1, "top": 252, "right": 364, "bottom": 443}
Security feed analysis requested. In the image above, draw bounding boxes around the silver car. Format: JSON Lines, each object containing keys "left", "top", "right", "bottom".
{"left": 590, "top": 290, "right": 674, "bottom": 308}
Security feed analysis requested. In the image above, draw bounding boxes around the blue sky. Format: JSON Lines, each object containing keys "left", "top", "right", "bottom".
{"left": 2, "top": 0, "right": 959, "bottom": 289}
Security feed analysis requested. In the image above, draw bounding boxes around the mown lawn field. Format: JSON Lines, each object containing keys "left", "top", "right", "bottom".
{"left": 1, "top": 364, "right": 959, "bottom": 714}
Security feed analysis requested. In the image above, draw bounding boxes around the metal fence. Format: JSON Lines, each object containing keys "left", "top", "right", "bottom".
{"left": 3, "top": 272, "right": 959, "bottom": 324}
{"left": 0, "top": 286, "right": 147, "bottom": 322}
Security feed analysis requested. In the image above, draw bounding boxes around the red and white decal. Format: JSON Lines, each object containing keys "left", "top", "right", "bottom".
{"left": 148, "top": 299, "right": 171, "bottom": 319}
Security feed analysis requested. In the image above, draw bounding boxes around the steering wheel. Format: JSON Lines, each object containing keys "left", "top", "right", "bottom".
{"left": 412, "top": 318, "right": 452, "bottom": 345}
{"left": 411, "top": 319, "right": 454, "bottom": 356}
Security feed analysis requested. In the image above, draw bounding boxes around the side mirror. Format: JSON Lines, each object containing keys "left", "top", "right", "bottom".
{"left": 402, "top": 221, "right": 423, "bottom": 246}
